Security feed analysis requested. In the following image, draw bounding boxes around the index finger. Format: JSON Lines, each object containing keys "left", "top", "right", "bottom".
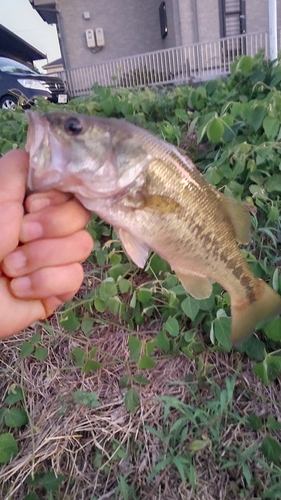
{"left": 0, "top": 150, "right": 29, "bottom": 260}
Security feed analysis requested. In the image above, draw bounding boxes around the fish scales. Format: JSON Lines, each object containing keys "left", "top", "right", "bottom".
{"left": 25, "top": 110, "right": 281, "bottom": 344}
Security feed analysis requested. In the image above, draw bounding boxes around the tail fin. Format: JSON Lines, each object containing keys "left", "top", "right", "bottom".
{"left": 231, "top": 280, "right": 281, "bottom": 345}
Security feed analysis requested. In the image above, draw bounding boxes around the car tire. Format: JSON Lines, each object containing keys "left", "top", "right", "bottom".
{"left": 0, "top": 95, "right": 18, "bottom": 110}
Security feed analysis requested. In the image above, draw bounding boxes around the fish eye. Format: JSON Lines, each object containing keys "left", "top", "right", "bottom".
{"left": 64, "top": 116, "right": 83, "bottom": 135}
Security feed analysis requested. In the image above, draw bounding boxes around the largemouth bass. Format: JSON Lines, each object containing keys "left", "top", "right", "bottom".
{"left": 25, "top": 110, "right": 281, "bottom": 344}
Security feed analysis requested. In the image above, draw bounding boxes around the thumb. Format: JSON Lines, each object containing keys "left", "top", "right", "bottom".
{"left": 0, "top": 150, "right": 29, "bottom": 260}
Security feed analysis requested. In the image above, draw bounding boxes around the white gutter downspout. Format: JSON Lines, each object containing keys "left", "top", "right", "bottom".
{"left": 268, "top": 0, "right": 278, "bottom": 61}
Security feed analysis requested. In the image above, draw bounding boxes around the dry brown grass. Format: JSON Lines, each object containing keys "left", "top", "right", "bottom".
{"left": 1, "top": 311, "right": 281, "bottom": 500}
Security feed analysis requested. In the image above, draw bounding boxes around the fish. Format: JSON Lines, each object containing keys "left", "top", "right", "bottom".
{"left": 25, "top": 110, "right": 281, "bottom": 344}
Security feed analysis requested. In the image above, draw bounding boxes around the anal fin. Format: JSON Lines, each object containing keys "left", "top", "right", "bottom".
{"left": 118, "top": 228, "right": 149, "bottom": 268}
{"left": 176, "top": 271, "right": 212, "bottom": 299}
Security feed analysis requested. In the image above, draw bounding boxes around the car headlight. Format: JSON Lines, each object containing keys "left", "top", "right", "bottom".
{"left": 17, "top": 79, "right": 51, "bottom": 93}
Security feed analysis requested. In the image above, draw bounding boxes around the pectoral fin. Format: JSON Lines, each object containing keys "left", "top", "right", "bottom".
{"left": 118, "top": 228, "right": 149, "bottom": 268}
{"left": 175, "top": 271, "right": 213, "bottom": 299}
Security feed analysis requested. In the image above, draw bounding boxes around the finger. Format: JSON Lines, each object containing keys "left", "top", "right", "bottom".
{"left": 9, "top": 263, "right": 84, "bottom": 299}
{"left": 0, "top": 277, "right": 46, "bottom": 339}
{"left": 25, "top": 190, "right": 73, "bottom": 213}
{"left": 20, "top": 198, "right": 91, "bottom": 242}
{"left": 0, "top": 150, "right": 28, "bottom": 259}
{"left": 3, "top": 230, "right": 93, "bottom": 277}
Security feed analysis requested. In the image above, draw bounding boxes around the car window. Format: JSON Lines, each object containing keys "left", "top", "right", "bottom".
{"left": 0, "top": 57, "right": 38, "bottom": 75}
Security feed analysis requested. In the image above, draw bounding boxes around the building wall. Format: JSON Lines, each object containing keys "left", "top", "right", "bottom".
{"left": 58, "top": 0, "right": 178, "bottom": 70}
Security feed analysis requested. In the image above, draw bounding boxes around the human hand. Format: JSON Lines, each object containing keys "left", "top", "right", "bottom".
{"left": 0, "top": 149, "right": 93, "bottom": 339}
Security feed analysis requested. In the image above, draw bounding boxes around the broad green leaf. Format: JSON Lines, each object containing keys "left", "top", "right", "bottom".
{"left": 59, "top": 311, "right": 80, "bottom": 332}
{"left": 263, "top": 116, "right": 279, "bottom": 139}
{"left": 19, "top": 341, "right": 34, "bottom": 359}
{"left": 39, "top": 471, "right": 65, "bottom": 492}
{"left": 82, "top": 360, "right": 101, "bottom": 373}
{"left": 207, "top": 117, "right": 224, "bottom": 142}
{"left": 119, "top": 375, "right": 129, "bottom": 388}
{"left": 128, "top": 335, "right": 142, "bottom": 360}
{"left": 133, "top": 374, "right": 150, "bottom": 386}
{"left": 137, "top": 354, "right": 156, "bottom": 370}
{"left": 212, "top": 317, "right": 232, "bottom": 350}
{"left": 265, "top": 356, "right": 281, "bottom": 381}
{"left": 34, "top": 346, "right": 48, "bottom": 361}
{"left": 264, "top": 174, "right": 281, "bottom": 193}
{"left": 264, "top": 317, "right": 281, "bottom": 341}
{"left": 181, "top": 296, "right": 200, "bottom": 320}
{"left": 247, "top": 413, "right": 263, "bottom": 431}
{"left": 253, "top": 360, "right": 269, "bottom": 385}
{"left": 94, "top": 297, "right": 106, "bottom": 312}
{"left": 72, "top": 347, "right": 85, "bottom": 367}
{"left": 247, "top": 105, "right": 265, "bottom": 131}
{"left": 4, "top": 408, "right": 28, "bottom": 428}
{"left": 73, "top": 390, "right": 100, "bottom": 408}
{"left": 0, "top": 433, "right": 18, "bottom": 463}
{"left": 118, "top": 278, "right": 132, "bottom": 293}
{"left": 137, "top": 288, "right": 152, "bottom": 304}
{"left": 241, "top": 337, "right": 266, "bottom": 361}
{"left": 124, "top": 388, "right": 140, "bottom": 414}
{"left": 107, "top": 297, "right": 121, "bottom": 315}
{"left": 146, "top": 339, "right": 157, "bottom": 356}
{"left": 156, "top": 330, "right": 170, "bottom": 353}
{"left": 237, "top": 55, "right": 253, "bottom": 76}
{"left": 188, "top": 439, "right": 209, "bottom": 452}
{"left": 81, "top": 318, "right": 94, "bottom": 335}
{"left": 164, "top": 316, "right": 179, "bottom": 337}
{"left": 99, "top": 279, "right": 117, "bottom": 300}
{"left": 5, "top": 387, "right": 24, "bottom": 405}
{"left": 261, "top": 436, "right": 281, "bottom": 465}
{"left": 266, "top": 416, "right": 281, "bottom": 431}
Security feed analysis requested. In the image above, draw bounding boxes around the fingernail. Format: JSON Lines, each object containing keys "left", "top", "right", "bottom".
{"left": 29, "top": 198, "right": 51, "bottom": 213}
{"left": 4, "top": 251, "right": 26, "bottom": 274}
{"left": 11, "top": 276, "right": 31, "bottom": 295}
{"left": 20, "top": 221, "right": 43, "bottom": 242}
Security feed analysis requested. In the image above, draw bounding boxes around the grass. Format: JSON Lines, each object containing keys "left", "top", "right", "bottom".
{"left": 1, "top": 288, "right": 281, "bottom": 499}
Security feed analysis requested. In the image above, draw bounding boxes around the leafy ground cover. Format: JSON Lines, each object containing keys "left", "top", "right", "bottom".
{"left": 0, "top": 53, "right": 281, "bottom": 499}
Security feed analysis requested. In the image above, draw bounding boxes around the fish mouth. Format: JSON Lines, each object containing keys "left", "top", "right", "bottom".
{"left": 26, "top": 110, "right": 71, "bottom": 192}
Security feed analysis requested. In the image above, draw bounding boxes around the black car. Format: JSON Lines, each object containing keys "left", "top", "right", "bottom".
{"left": 0, "top": 56, "right": 68, "bottom": 109}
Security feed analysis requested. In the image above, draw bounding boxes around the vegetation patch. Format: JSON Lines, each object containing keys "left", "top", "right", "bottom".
{"left": 0, "top": 52, "right": 281, "bottom": 499}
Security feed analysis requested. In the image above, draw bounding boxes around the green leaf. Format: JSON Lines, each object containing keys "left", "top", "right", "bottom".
{"left": 19, "top": 341, "right": 34, "bottom": 359}
{"left": 73, "top": 390, "right": 100, "bottom": 408}
{"left": 156, "top": 330, "right": 170, "bottom": 353}
{"left": 0, "top": 433, "right": 18, "bottom": 463}
{"left": 266, "top": 416, "right": 281, "bottom": 431}
{"left": 137, "top": 288, "right": 152, "bottom": 304}
{"left": 99, "top": 278, "right": 117, "bottom": 301}
{"left": 119, "top": 375, "right": 129, "bottom": 388}
{"left": 133, "top": 374, "right": 150, "bottom": 386}
{"left": 81, "top": 317, "right": 94, "bottom": 335}
{"left": 207, "top": 117, "right": 224, "bottom": 142}
{"left": 4, "top": 408, "right": 28, "bottom": 428}
{"left": 137, "top": 354, "right": 156, "bottom": 370}
{"left": 263, "top": 116, "right": 279, "bottom": 139}
{"left": 241, "top": 336, "right": 266, "bottom": 361}
{"left": 59, "top": 310, "right": 80, "bottom": 332}
{"left": 264, "top": 317, "right": 281, "bottom": 341}
{"left": 164, "top": 316, "right": 179, "bottom": 337}
{"left": 107, "top": 297, "right": 121, "bottom": 315}
{"left": 181, "top": 296, "right": 200, "bottom": 320}
{"left": 39, "top": 471, "right": 65, "bottom": 492}
{"left": 34, "top": 346, "right": 48, "bottom": 361}
{"left": 82, "top": 360, "right": 101, "bottom": 373}
{"left": 265, "top": 356, "right": 281, "bottom": 382}
{"left": 212, "top": 317, "right": 232, "bottom": 350}
{"left": 261, "top": 436, "right": 281, "bottom": 465}
{"left": 253, "top": 360, "right": 269, "bottom": 385}
{"left": 23, "top": 493, "right": 41, "bottom": 500}
{"left": 247, "top": 105, "right": 265, "bottom": 131}
{"left": 237, "top": 55, "right": 253, "bottom": 76}
{"left": 128, "top": 335, "right": 142, "bottom": 360}
{"left": 264, "top": 174, "right": 281, "bottom": 193}
{"left": 72, "top": 347, "right": 85, "bottom": 367}
{"left": 247, "top": 413, "right": 263, "bottom": 431}
{"left": 5, "top": 387, "right": 24, "bottom": 405}
{"left": 118, "top": 278, "right": 132, "bottom": 293}
{"left": 188, "top": 439, "right": 209, "bottom": 452}
{"left": 94, "top": 297, "right": 106, "bottom": 312}
{"left": 124, "top": 388, "right": 140, "bottom": 414}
